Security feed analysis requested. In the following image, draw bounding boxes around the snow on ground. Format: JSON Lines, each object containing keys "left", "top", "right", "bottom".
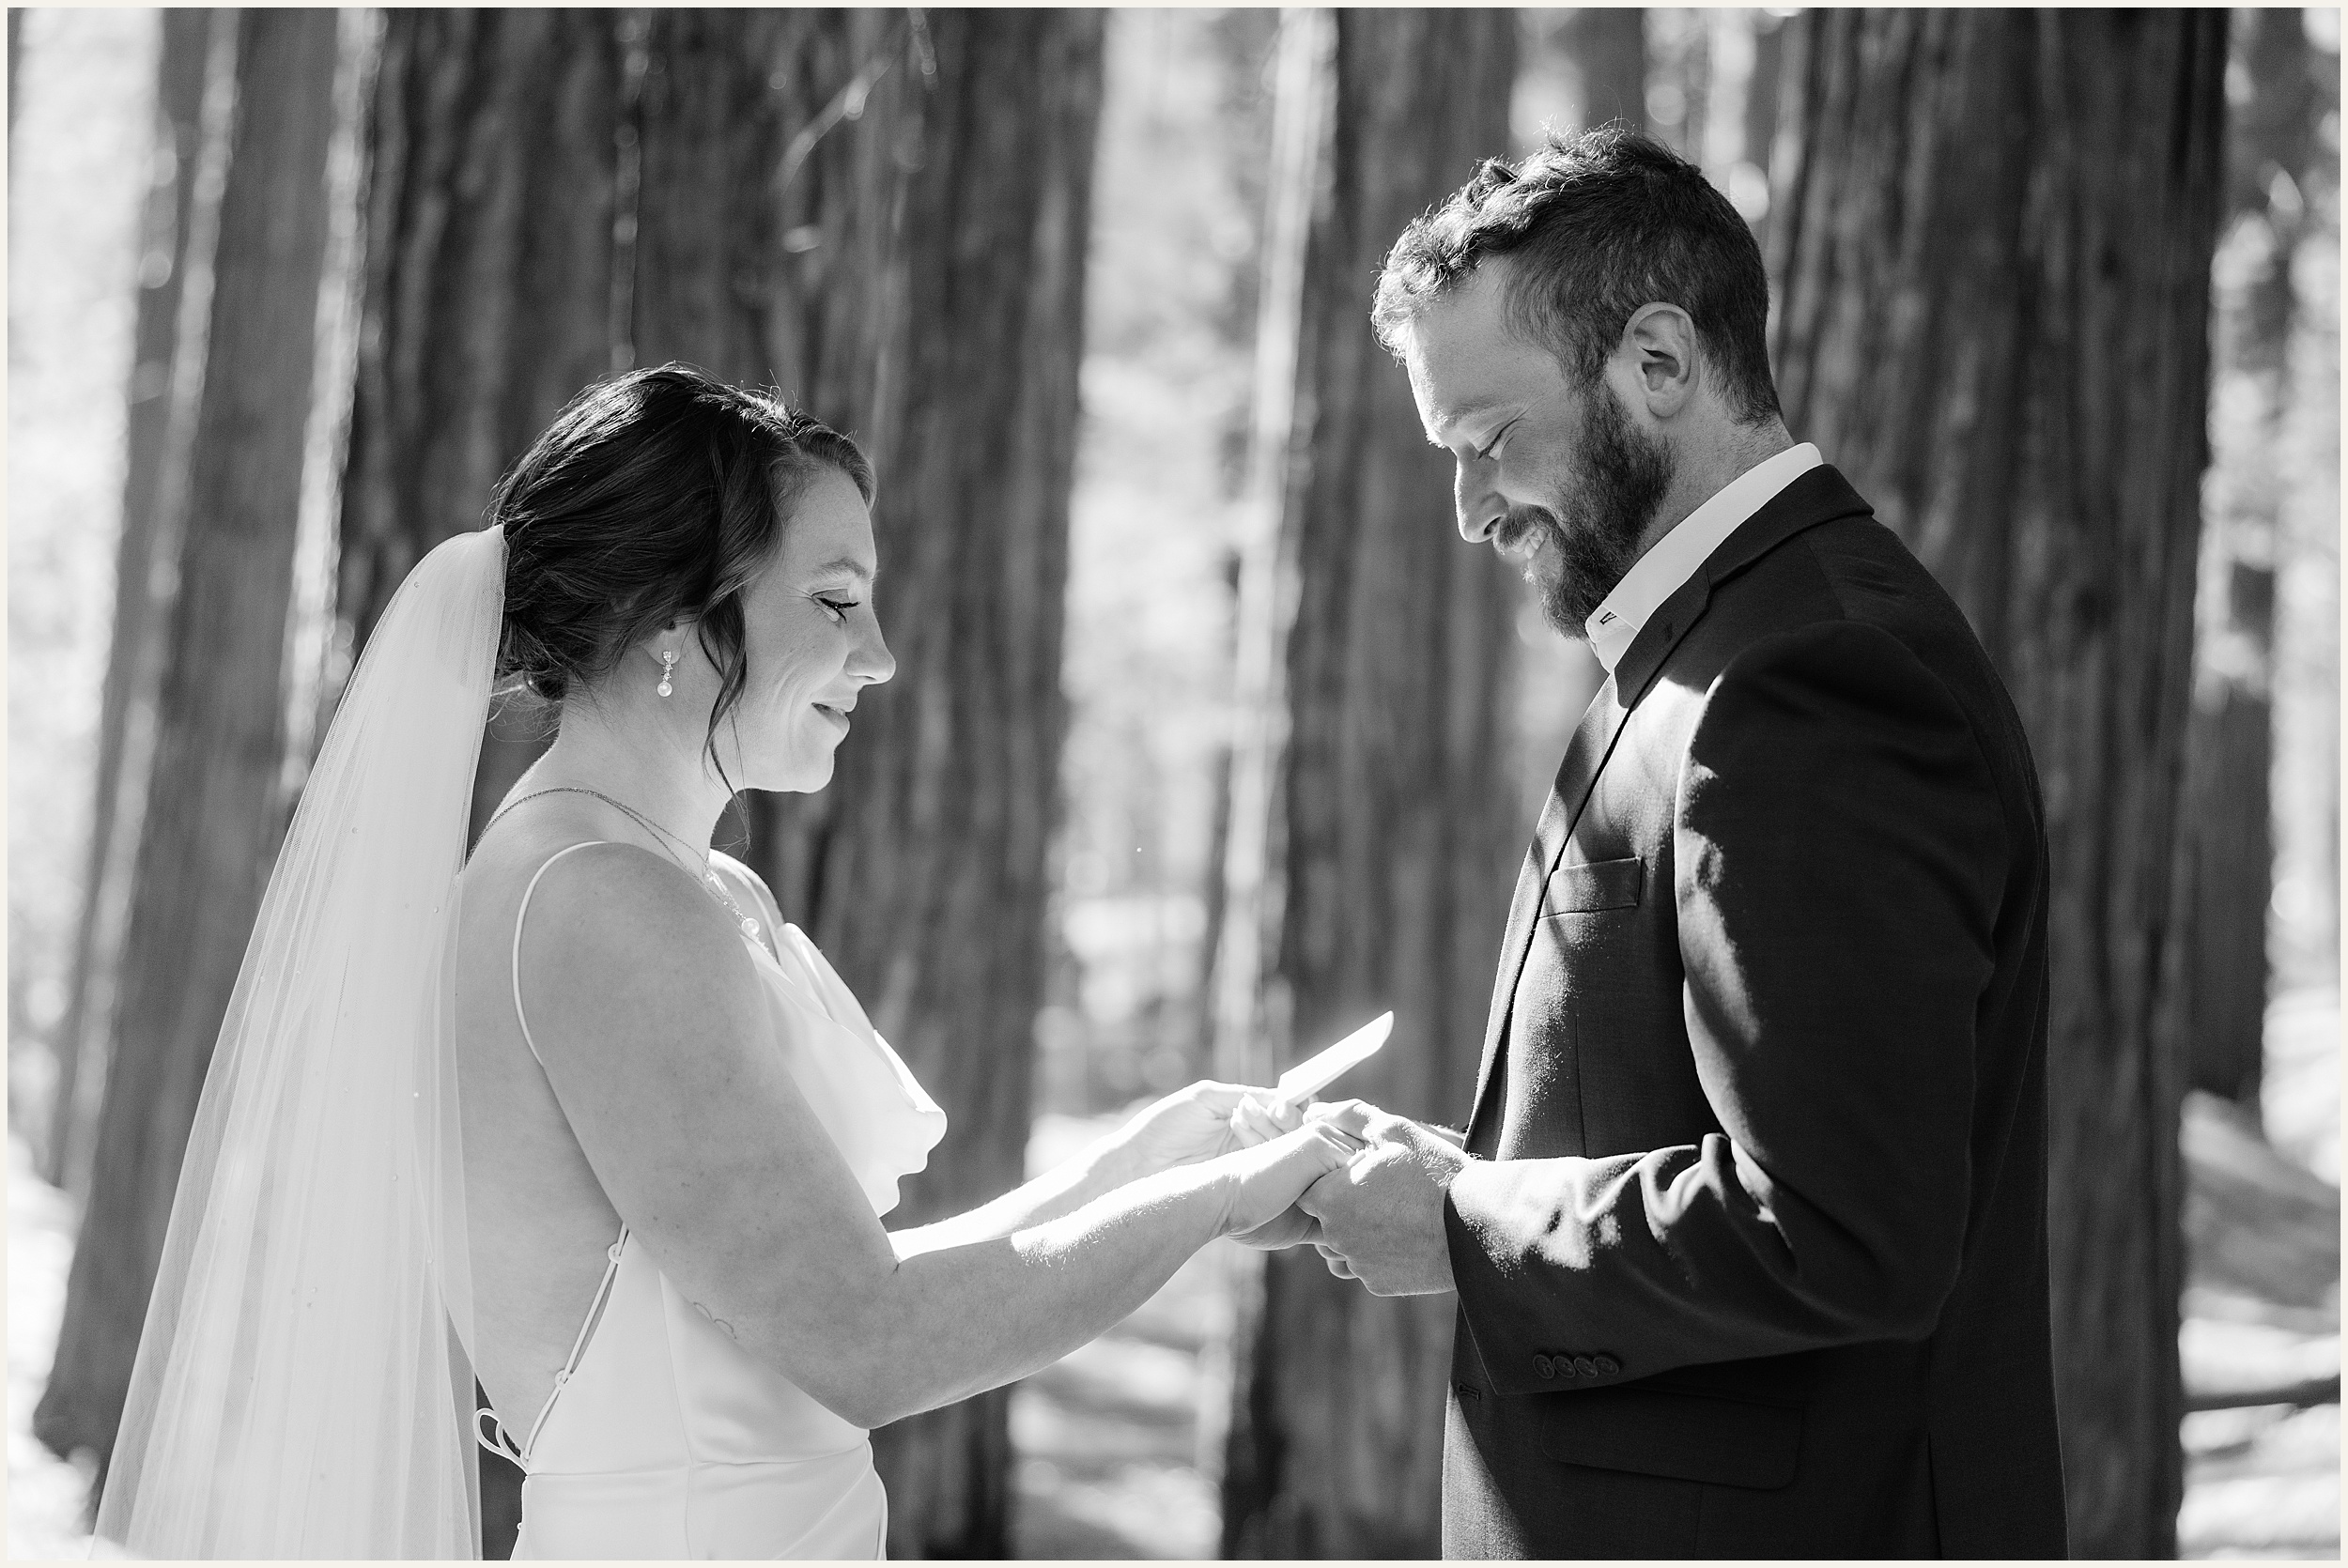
{"left": 8, "top": 1137, "right": 95, "bottom": 1560}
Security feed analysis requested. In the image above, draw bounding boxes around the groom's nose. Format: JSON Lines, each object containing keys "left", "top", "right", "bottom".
{"left": 1454, "top": 464, "right": 1506, "bottom": 544}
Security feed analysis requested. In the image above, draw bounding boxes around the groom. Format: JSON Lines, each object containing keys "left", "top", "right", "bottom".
{"left": 1298, "top": 129, "right": 2069, "bottom": 1557}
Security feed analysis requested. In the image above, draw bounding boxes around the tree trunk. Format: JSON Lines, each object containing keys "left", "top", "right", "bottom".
{"left": 1743, "top": 13, "right": 1786, "bottom": 179}
{"left": 1559, "top": 8, "right": 1646, "bottom": 134}
{"left": 1218, "top": 9, "right": 1522, "bottom": 1558}
{"left": 811, "top": 17, "right": 1101, "bottom": 1554}
{"left": 340, "top": 8, "right": 626, "bottom": 853}
{"left": 1768, "top": 10, "right": 2227, "bottom": 1556}
{"left": 1197, "top": 6, "right": 1331, "bottom": 1493}
{"left": 2179, "top": 684, "right": 2271, "bottom": 1107}
{"left": 626, "top": 11, "right": 1105, "bottom": 1555}
{"left": 7, "top": 7, "right": 22, "bottom": 146}
{"left": 1193, "top": 546, "right": 1245, "bottom": 1078}
{"left": 1519, "top": 9, "right": 1647, "bottom": 150}
{"left": 2181, "top": 8, "right": 2324, "bottom": 1111}
{"left": 35, "top": 7, "right": 347, "bottom": 1475}
{"left": 626, "top": 5, "right": 922, "bottom": 892}
{"left": 1646, "top": 9, "right": 1707, "bottom": 165}
{"left": 46, "top": 8, "right": 214, "bottom": 1193}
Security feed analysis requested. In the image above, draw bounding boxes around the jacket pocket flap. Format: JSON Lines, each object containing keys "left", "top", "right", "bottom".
{"left": 1539, "top": 1388, "right": 1802, "bottom": 1491}
{"left": 1543, "top": 856, "right": 1644, "bottom": 915}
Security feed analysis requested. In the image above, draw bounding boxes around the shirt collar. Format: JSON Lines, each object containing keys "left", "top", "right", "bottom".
{"left": 1583, "top": 442, "right": 1823, "bottom": 673}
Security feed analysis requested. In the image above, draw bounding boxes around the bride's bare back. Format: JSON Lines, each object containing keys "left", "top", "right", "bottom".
{"left": 452, "top": 794, "right": 783, "bottom": 1428}
{"left": 456, "top": 803, "right": 633, "bottom": 1432}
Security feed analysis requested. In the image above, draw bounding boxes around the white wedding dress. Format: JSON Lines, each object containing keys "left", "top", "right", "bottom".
{"left": 481, "top": 843, "right": 948, "bottom": 1560}
{"left": 98, "top": 529, "right": 956, "bottom": 1559}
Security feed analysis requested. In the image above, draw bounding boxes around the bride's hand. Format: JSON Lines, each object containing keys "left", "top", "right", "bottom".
{"left": 1211, "top": 1121, "right": 1364, "bottom": 1239}
{"left": 1101, "top": 1081, "right": 1305, "bottom": 1179}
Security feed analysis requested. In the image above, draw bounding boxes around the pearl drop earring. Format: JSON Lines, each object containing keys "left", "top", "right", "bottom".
{"left": 657, "top": 650, "right": 677, "bottom": 698}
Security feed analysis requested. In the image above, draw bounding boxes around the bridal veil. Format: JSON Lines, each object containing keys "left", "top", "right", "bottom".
{"left": 95, "top": 526, "right": 504, "bottom": 1557}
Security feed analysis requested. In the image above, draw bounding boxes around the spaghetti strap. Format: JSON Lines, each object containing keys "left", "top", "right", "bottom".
{"left": 476, "top": 1223, "right": 630, "bottom": 1471}
{"left": 510, "top": 841, "right": 611, "bottom": 1068}
{"left": 476, "top": 840, "right": 629, "bottom": 1473}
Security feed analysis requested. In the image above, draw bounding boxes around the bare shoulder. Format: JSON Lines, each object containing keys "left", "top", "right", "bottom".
{"left": 515, "top": 842, "right": 767, "bottom": 1079}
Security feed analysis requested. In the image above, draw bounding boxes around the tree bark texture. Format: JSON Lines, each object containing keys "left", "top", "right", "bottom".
{"left": 622, "top": 5, "right": 927, "bottom": 904}
{"left": 1742, "top": 13, "right": 1786, "bottom": 191}
{"left": 35, "top": 7, "right": 345, "bottom": 1472}
{"left": 1219, "top": 10, "right": 1522, "bottom": 1558}
{"left": 2181, "top": 8, "right": 2325, "bottom": 1109}
{"left": 788, "top": 17, "right": 1100, "bottom": 1554}
{"left": 339, "top": 8, "right": 626, "bottom": 846}
{"left": 6, "top": 7, "right": 21, "bottom": 147}
{"left": 626, "top": 11, "right": 1105, "bottom": 1555}
{"left": 1747, "top": 13, "right": 1794, "bottom": 256}
{"left": 47, "top": 8, "right": 215, "bottom": 1193}
{"left": 1558, "top": 8, "right": 1647, "bottom": 135}
{"left": 1768, "top": 10, "right": 2227, "bottom": 1556}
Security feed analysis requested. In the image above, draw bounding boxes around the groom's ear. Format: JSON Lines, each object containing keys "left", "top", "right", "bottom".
{"left": 1621, "top": 302, "right": 1700, "bottom": 419}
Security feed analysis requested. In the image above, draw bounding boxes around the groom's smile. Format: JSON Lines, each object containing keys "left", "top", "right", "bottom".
{"left": 1400, "top": 264, "right": 1673, "bottom": 639}
{"left": 1490, "top": 506, "right": 1552, "bottom": 572}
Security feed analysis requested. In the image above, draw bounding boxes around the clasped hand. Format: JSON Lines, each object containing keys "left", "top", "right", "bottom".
{"left": 1104, "top": 1082, "right": 1466, "bottom": 1293}
{"left": 1290, "top": 1102, "right": 1466, "bottom": 1296}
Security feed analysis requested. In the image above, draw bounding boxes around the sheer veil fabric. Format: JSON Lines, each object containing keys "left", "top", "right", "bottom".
{"left": 96, "top": 527, "right": 505, "bottom": 1557}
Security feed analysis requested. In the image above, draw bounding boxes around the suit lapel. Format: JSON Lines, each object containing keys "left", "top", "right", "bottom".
{"left": 1461, "top": 464, "right": 1876, "bottom": 1138}
{"left": 1463, "top": 581, "right": 1705, "bottom": 1137}
{"left": 1464, "top": 675, "right": 1627, "bottom": 1132}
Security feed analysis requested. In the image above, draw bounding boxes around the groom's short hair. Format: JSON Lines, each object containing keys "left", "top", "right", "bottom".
{"left": 1372, "top": 127, "right": 1782, "bottom": 426}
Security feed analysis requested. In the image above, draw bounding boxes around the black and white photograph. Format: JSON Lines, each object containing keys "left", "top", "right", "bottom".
{"left": 6, "top": 6, "right": 2340, "bottom": 1560}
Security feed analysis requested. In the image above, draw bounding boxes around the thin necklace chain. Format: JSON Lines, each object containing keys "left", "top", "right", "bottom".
{"left": 486, "top": 786, "right": 762, "bottom": 939}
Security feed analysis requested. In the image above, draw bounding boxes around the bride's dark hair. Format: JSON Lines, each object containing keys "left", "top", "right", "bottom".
{"left": 491, "top": 362, "right": 874, "bottom": 767}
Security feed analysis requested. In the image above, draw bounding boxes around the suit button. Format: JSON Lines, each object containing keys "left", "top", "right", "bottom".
{"left": 1532, "top": 1354, "right": 1553, "bottom": 1378}
{"left": 1455, "top": 1382, "right": 1483, "bottom": 1402}
{"left": 1594, "top": 1354, "right": 1621, "bottom": 1376}
{"left": 1555, "top": 1355, "right": 1578, "bottom": 1378}
{"left": 1573, "top": 1355, "right": 1600, "bottom": 1378}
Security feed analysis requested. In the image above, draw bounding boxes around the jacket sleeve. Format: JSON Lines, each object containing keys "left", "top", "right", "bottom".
{"left": 1444, "top": 619, "right": 2007, "bottom": 1393}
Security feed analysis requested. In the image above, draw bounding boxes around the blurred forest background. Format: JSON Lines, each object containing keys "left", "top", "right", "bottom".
{"left": 7, "top": 7, "right": 2340, "bottom": 1560}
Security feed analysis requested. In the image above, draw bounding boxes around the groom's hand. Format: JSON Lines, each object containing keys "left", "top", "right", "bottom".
{"left": 1297, "top": 1104, "right": 1466, "bottom": 1296}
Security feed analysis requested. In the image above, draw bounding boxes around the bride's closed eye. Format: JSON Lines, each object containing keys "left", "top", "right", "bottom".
{"left": 814, "top": 594, "right": 859, "bottom": 623}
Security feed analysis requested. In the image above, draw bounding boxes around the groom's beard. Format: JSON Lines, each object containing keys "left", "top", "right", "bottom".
{"left": 1495, "top": 383, "right": 1675, "bottom": 640}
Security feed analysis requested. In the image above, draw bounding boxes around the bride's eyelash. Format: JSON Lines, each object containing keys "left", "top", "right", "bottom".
{"left": 816, "top": 595, "right": 859, "bottom": 622}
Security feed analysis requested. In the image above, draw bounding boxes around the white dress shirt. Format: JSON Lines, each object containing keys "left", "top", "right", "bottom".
{"left": 1583, "top": 442, "right": 1823, "bottom": 674}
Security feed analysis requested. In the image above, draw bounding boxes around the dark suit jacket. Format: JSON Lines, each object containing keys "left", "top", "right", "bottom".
{"left": 1440, "top": 466, "right": 2067, "bottom": 1559}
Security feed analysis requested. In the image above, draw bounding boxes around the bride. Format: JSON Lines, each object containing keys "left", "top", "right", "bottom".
{"left": 96, "top": 364, "right": 1356, "bottom": 1559}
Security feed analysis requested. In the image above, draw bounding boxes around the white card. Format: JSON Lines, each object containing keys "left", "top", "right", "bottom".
{"left": 1274, "top": 1011, "right": 1393, "bottom": 1106}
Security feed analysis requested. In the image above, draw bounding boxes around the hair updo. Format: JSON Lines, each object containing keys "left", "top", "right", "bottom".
{"left": 492, "top": 363, "right": 874, "bottom": 768}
